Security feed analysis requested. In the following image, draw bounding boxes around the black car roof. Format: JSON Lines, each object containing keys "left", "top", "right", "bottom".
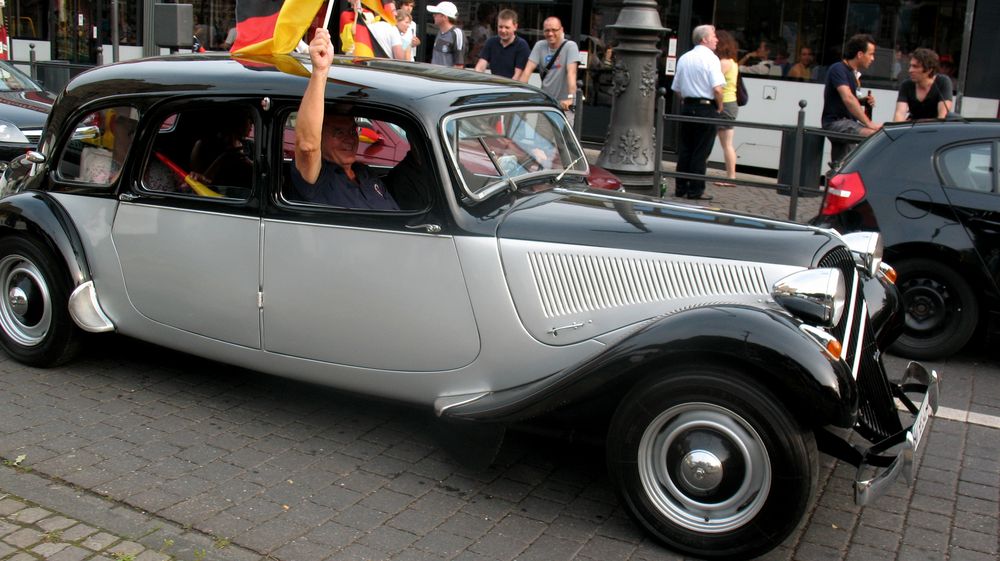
{"left": 50, "top": 53, "right": 553, "bottom": 133}
{"left": 881, "top": 118, "right": 1000, "bottom": 141}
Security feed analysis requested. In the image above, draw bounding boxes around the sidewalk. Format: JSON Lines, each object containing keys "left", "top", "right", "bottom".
{"left": 0, "top": 468, "right": 259, "bottom": 561}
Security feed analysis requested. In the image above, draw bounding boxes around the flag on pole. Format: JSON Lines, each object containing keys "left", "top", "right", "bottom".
{"left": 231, "top": 0, "right": 328, "bottom": 56}
{"left": 339, "top": 0, "right": 396, "bottom": 57}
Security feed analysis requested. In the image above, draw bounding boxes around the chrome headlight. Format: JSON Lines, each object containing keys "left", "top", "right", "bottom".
{"left": 772, "top": 268, "right": 846, "bottom": 327}
{"left": 0, "top": 120, "right": 30, "bottom": 144}
{"left": 842, "top": 231, "right": 883, "bottom": 276}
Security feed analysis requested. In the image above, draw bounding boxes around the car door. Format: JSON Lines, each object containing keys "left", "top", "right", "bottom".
{"left": 937, "top": 139, "right": 1000, "bottom": 291}
{"left": 262, "top": 107, "right": 479, "bottom": 372}
{"left": 110, "top": 101, "right": 263, "bottom": 348}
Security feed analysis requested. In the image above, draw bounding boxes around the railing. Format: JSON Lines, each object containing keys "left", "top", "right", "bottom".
{"left": 10, "top": 43, "right": 100, "bottom": 95}
{"left": 651, "top": 87, "right": 863, "bottom": 222}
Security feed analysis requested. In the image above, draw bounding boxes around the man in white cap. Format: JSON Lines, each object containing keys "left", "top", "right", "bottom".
{"left": 427, "top": 1, "right": 464, "bottom": 68}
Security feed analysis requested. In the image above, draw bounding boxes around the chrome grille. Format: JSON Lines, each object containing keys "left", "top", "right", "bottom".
{"left": 821, "top": 247, "right": 902, "bottom": 440}
{"left": 526, "top": 252, "right": 768, "bottom": 318}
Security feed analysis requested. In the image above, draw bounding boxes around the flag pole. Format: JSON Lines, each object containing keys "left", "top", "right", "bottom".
{"left": 321, "top": 0, "right": 335, "bottom": 31}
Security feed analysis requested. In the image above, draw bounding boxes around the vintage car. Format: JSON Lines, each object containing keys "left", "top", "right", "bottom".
{"left": 0, "top": 53, "right": 937, "bottom": 560}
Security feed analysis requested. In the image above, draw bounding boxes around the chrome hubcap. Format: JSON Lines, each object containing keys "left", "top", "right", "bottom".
{"left": 638, "top": 403, "right": 770, "bottom": 533}
{"left": 0, "top": 254, "right": 52, "bottom": 347}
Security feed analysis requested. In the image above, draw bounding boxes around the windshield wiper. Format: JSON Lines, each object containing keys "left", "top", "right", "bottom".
{"left": 555, "top": 154, "right": 586, "bottom": 183}
{"left": 477, "top": 135, "right": 518, "bottom": 191}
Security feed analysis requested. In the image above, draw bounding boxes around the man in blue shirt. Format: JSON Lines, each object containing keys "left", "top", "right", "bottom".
{"left": 822, "top": 34, "right": 882, "bottom": 136}
{"left": 293, "top": 28, "right": 399, "bottom": 210}
{"left": 474, "top": 9, "right": 530, "bottom": 80}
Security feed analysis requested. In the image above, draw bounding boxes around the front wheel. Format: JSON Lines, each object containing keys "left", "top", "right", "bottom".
{"left": 890, "top": 258, "right": 978, "bottom": 360}
{"left": 607, "top": 368, "right": 817, "bottom": 560}
{"left": 0, "top": 236, "right": 81, "bottom": 366}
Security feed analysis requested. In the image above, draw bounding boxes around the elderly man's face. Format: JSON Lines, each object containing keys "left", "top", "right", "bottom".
{"left": 321, "top": 115, "right": 359, "bottom": 167}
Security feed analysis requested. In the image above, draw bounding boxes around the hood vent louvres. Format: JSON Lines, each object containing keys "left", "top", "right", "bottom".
{"left": 527, "top": 252, "right": 769, "bottom": 318}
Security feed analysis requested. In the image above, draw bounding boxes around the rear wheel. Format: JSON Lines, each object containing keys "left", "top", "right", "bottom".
{"left": 0, "top": 236, "right": 81, "bottom": 366}
{"left": 607, "top": 367, "right": 817, "bottom": 559}
{"left": 891, "top": 258, "right": 977, "bottom": 360}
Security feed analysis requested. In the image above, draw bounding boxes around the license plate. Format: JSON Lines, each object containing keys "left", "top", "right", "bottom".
{"left": 910, "top": 391, "right": 933, "bottom": 450}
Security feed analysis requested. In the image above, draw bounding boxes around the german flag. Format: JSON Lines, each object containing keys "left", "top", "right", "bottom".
{"left": 231, "top": 0, "right": 327, "bottom": 56}
{"left": 339, "top": 0, "right": 395, "bottom": 58}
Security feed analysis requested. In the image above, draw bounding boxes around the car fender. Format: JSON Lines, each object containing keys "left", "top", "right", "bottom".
{"left": 441, "top": 304, "right": 858, "bottom": 429}
{"left": 0, "top": 191, "right": 90, "bottom": 285}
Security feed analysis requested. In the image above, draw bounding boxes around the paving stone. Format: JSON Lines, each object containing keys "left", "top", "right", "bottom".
{"left": 48, "top": 545, "right": 92, "bottom": 561}
{"left": 81, "top": 531, "right": 118, "bottom": 551}
{"left": 950, "top": 527, "right": 998, "bottom": 554}
{"left": 6, "top": 552, "right": 37, "bottom": 561}
{"left": 0, "top": 520, "right": 17, "bottom": 538}
{"left": 412, "top": 529, "right": 473, "bottom": 558}
{"left": 36, "top": 516, "right": 78, "bottom": 532}
{"left": 59, "top": 524, "right": 98, "bottom": 542}
{"left": 134, "top": 550, "right": 171, "bottom": 561}
{"left": 107, "top": 539, "right": 145, "bottom": 557}
{"left": 0, "top": 541, "right": 13, "bottom": 558}
{"left": 949, "top": 546, "right": 1000, "bottom": 561}
{"left": 897, "top": 545, "right": 949, "bottom": 561}
{"left": 11, "top": 506, "right": 52, "bottom": 524}
{"left": 3, "top": 527, "right": 43, "bottom": 548}
{"left": 0, "top": 498, "right": 27, "bottom": 516}
{"left": 851, "top": 523, "right": 899, "bottom": 551}
{"left": 32, "top": 541, "right": 69, "bottom": 556}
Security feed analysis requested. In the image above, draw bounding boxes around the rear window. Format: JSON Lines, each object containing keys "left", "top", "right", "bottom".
{"left": 938, "top": 142, "right": 994, "bottom": 193}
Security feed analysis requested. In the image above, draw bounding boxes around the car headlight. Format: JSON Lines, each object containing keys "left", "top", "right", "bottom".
{"left": 772, "top": 268, "right": 846, "bottom": 327}
{"left": 0, "top": 120, "right": 30, "bottom": 144}
{"left": 842, "top": 231, "right": 883, "bottom": 276}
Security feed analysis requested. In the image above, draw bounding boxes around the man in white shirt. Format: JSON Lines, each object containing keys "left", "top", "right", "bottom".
{"left": 670, "top": 24, "right": 725, "bottom": 200}
{"left": 367, "top": 1, "right": 405, "bottom": 59}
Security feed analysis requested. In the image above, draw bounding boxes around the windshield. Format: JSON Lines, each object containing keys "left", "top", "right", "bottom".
{"left": 443, "top": 108, "right": 586, "bottom": 200}
{"left": 0, "top": 62, "right": 42, "bottom": 93}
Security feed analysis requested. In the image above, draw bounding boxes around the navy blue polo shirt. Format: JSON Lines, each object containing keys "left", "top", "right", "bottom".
{"left": 291, "top": 160, "right": 399, "bottom": 210}
{"left": 479, "top": 35, "right": 531, "bottom": 79}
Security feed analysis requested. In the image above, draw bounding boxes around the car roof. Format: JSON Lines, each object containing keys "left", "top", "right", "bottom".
{"left": 51, "top": 53, "right": 553, "bottom": 133}
{"left": 882, "top": 118, "right": 1000, "bottom": 140}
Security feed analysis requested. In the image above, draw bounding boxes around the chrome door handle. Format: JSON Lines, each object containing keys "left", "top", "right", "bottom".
{"left": 405, "top": 223, "right": 442, "bottom": 234}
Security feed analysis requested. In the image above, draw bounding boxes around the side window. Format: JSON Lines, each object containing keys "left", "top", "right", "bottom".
{"left": 938, "top": 143, "right": 994, "bottom": 193}
{"left": 280, "top": 108, "right": 430, "bottom": 211}
{"left": 56, "top": 106, "right": 138, "bottom": 186}
{"left": 140, "top": 105, "right": 255, "bottom": 201}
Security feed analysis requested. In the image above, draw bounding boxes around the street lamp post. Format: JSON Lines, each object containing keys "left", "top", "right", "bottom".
{"left": 595, "top": 0, "right": 668, "bottom": 196}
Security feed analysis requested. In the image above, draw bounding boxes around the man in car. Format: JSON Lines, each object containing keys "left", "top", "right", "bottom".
{"left": 293, "top": 28, "right": 399, "bottom": 210}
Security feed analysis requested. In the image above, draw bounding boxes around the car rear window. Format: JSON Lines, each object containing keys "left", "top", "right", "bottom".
{"left": 938, "top": 142, "right": 994, "bottom": 193}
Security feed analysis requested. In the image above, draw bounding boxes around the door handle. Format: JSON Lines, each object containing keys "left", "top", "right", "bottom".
{"left": 405, "top": 223, "right": 442, "bottom": 234}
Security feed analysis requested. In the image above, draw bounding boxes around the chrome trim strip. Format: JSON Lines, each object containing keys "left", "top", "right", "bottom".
{"left": 68, "top": 281, "right": 115, "bottom": 333}
{"left": 850, "top": 301, "right": 868, "bottom": 380}
{"left": 434, "top": 392, "right": 490, "bottom": 417}
{"left": 840, "top": 271, "right": 860, "bottom": 362}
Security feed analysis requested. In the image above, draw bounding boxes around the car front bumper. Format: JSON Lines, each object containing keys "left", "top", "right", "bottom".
{"left": 854, "top": 361, "right": 939, "bottom": 506}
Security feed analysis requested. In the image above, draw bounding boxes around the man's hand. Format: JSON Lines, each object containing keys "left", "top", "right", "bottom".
{"left": 310, "top": 28, "right": 334, "bottom": 72}
{"left": 411, "top": 36, "right": 421, "bottom": 47}
{"left": 559, "top": 98, "right": 573, "bottom": 111}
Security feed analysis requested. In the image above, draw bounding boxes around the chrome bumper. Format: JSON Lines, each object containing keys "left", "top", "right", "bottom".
{"left": 855, "top": 362, "right": 939, "bottom": 506}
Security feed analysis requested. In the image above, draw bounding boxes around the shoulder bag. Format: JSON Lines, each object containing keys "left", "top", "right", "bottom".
{"left": 539, "top": 41, "right": 567, "bottom": 81}
{"left": 736, "top": 72, "right": 748, "bottom": 106}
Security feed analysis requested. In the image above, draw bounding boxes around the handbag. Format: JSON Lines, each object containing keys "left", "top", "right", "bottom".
{"left": 736, "top": 73, "right": 748, "bottom": 106}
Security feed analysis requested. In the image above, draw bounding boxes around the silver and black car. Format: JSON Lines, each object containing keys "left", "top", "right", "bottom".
{"left": 0, "top": 53, "right": 936, "bottom": 560}
{"left": 0, "top": 60, "right": 55, "bottom": 162}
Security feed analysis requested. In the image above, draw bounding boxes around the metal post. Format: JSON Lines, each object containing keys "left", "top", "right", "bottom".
{"left": 654, "top": 87, "right": 666, "bottom": 197}
{"left": 788, "top": 99, "right": 806, "bottom": 221}
{"left": 594, "top": 0, "right": 667, "bottom": 195}
{"left": 29, "top": 44, "right": 36, "bottom": 80}
{"left": 96, "top": 45, "right": 103, "bottom": 66}
{"left": 111, "top": 0, "right": 120, "bottom": 63}
{"left": 573, "top": 79, "right": 584, "bottom": 140}
{"left": 955, "top": 0, "right": 975, "bottom": 114}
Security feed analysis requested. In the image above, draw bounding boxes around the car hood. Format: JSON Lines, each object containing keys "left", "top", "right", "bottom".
{"left": 497, "top": 189, "right": 839, "bottom": 268}
{"left": 0, "top": 90, "right": 55, "bottom": 128}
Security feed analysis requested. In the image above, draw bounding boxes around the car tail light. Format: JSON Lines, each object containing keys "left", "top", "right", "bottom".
{"left": 820, "top": 171, "right": 866, "bottom": 215}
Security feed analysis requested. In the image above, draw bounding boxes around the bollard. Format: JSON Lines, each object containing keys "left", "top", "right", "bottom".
{"left": 97, "top": 46, "right": 104, "bottom": 66}
{"left": 788, "top": 99, "right": 806, "bottom": 221}
{"left": 654, "top": 87, "right": 666, "bottom": 197}
{"left": 573, "top": 79, "right": 584, "bottom": 140}
{"left": 29, "top": 44, "right": 37, "bottom": 81}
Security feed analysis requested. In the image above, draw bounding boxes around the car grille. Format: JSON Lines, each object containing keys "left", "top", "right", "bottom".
{"left": 820, "top": 247, "right": 902, "bottom": 441}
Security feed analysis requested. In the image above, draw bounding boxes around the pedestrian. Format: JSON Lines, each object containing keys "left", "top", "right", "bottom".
{"left": 397, "top": 0, "right": 420, "bottom": 60}
{"left": 396, "top": 13, "right": 414, "bottom": 62}
{"left": 367, "top": 1, "right": 405, "bottom": 59}
{"left": 714, "top": 30, "right": 739, "bottom": 187}
{"left": 473, "top": 9, "right": 530, "bottom": 80}
{"left": 821, "top": 33, "right": 881, "bottom": 136}
{"left": 821, "top": 34, "right": 881, "bottom": 163}
{"left": 892, "top": 47, "right": 953, "bottom": 121}
{"left": 427, "top": 1, "right": 464, "bottom": 68}
{"left": 670, "top": 24, "right": 725, "bottom": 201}
{"left": 468, "top": 4, "right": 496, "bottom": 66}
{"left": 520, "top": 17, "right": 579, "bottom": 124}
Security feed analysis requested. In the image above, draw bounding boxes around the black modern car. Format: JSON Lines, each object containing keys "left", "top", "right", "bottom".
{"left": 0, "top": 60, "right": 55, "bottom": 162}
{"left": 813, "top": 119, "right": 1000, "bottom": 360}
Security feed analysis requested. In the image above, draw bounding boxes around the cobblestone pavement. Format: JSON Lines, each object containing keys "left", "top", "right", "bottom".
{"left": 1, "top": 164, "right": 998, "bottom": 561}
{"left": 1, "top": 336, "right": 998, "bottom": 561}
